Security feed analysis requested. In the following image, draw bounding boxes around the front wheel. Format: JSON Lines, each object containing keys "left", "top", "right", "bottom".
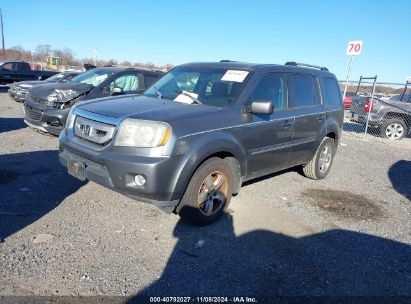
{"left": 303, "top": 137, "right": 335, "bottom": 180}
{"left": 177, "top": 157, "right": 234, "bottom": 226}
{"left": 380, "top": 118, "right": 408, "bottom": 140}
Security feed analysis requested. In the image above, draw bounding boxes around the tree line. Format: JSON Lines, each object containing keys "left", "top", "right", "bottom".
{"left": 3, "top": 44, "right": 174, "bottom": 71}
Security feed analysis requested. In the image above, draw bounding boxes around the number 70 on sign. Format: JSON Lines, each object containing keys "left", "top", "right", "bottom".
{"left": 346, "top": 40, "right": 363, "bottom": 56}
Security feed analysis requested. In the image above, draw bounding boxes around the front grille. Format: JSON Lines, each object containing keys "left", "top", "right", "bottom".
{"left": 28, "top": 94, "right": 48, "bottom": 105}
{"left": 74, "top": 116, "right": 116, "bottom": 149}
{"left": 25, "top": 105, "right": 42, "bottom": 121}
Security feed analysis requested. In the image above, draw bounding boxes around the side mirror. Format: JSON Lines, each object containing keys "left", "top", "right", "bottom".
{"left": 247, "top": 100, "right": 273, "bottom": 115}
{"left": 111, "top": 86, "right": 123, "bottom": 96}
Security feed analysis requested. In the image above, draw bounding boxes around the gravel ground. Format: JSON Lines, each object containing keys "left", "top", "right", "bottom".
{"left": 0, "top": 88, "right": 410, "bottom": 302}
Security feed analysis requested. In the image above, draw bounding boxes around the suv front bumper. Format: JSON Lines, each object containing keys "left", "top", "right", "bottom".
{"left": 59, "top": 132, "right": 184, "bottom": 213}
{"left": 24, "top": 99, "right": 69, "bottom": 135}
{"left": 9, "top": 89, "right": 27, "bottom": 102}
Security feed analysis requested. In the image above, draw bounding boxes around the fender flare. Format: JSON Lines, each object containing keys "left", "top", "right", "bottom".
{"left": 170, "top": 131, "right": 246, "bottom": 201}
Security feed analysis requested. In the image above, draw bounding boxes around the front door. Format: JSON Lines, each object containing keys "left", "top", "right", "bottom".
{"left": 242, "top": 73, "right": 294, "bottom": 179}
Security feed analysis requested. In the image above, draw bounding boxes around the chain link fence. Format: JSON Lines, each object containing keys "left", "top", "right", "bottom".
{"left": 339, "top": 80, "right": 411, "bottom": 142}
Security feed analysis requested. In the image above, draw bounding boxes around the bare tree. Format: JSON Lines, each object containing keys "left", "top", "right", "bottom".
{"left": 7, "top": 46, "right": 32, "bottom": 61}
{"left": 164, "top": 64, "right": 174, "bottom": 71}
{"left": 33, "top": 44, "right": 52, "bottom": 62}
{"left": 120, "top": 60, "right": 132, "bottom": 67}
{"left": 53, "top": 47, "right": 76, "bottom": 66}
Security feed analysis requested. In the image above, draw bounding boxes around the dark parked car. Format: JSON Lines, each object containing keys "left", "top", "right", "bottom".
{"left": 8, "top": 71, "right": 80, "bottom": 102}
{"left": 0, "top": 61, "right": 57, "bottom": 84}
{"left": 24, "top": 67, "right": 164, "bottom": 135}
{"left": 59, "top": 61, "right": 343, "bottom": 225}
{"left": 350, "top": 92, "right": 411, "bottom": 140}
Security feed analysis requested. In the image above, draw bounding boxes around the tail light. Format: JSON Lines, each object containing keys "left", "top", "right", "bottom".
{"left": 364, "top": 99, "right": 372, "bottom": 113}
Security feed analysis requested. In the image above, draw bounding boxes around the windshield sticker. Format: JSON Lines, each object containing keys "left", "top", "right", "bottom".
{"left": 221, "top": 70, "right": 249, "bottom": 83}
{"left": 95, "top": 74, "right": 108, "bottom": 81}
{"left": 174, "top": 91, "right": 198, "bottom": 104}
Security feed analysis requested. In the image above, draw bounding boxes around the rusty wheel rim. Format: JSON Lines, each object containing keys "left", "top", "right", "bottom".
{"left": 197, "top": 171, "right": 228, "bottom": 216}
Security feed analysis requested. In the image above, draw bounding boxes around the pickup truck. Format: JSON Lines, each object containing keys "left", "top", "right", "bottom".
{"left": 350, "top": 93, "right": 411, "bottom": 140}
{"left": 0, "top": 61, "right": 58, "bottom": 85}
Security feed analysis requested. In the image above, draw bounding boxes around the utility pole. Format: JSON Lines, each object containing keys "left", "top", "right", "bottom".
{"left": 0, "top": 9, "right": 5, "bottom": 61}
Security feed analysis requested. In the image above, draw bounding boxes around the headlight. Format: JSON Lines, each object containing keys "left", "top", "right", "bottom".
{"left": 65, "top": 105, "right": 77, "bottom": 131}
{"left": 114, "top": 119, "right": 172, "bottom": 148}
{"left": 20, "top": 84, "right": 32, "bottom": 89}
{"left": 47, "top": 89, "right": 79, "bottom": 104}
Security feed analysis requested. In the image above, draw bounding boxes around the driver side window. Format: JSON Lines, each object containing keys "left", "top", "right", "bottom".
{"left": 107, "top": 74, "right": 139, "bottom": 93}
{"left": 251, "top": 73, "right": 286, "bottom": 110}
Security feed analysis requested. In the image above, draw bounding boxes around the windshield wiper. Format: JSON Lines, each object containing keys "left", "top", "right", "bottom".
{"left": 153, "top": 85, "right": 163, "bottom": 99}
{"left": 174, "top": 90, "right": 203, "bottom": 104}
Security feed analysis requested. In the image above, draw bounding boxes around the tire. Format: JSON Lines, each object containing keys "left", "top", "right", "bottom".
{"left": 303, "top": 137, "right": 335, "bottom": 180}
{"left": 380, "top": 118, "right": 408, "bottom": 140}
{"left": 177, "top": 157, "right": 234, "bottom": 226}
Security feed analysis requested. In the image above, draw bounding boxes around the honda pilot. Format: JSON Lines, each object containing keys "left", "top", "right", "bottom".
{"left": 59, "top": 61, "right": 343, "bottom": 225}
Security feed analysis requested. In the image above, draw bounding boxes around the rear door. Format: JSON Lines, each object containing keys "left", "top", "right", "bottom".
{"left": 244, "top": 72, "right": 294, "bottom": 178}
{"left": 287, "top": 73, "right": 325, "bottom": 166}
{"left": 321, "top": 77, "right": 344, "bottom": 132}
{"left": 16, "top": 62, "right": 34, "bottom": 82}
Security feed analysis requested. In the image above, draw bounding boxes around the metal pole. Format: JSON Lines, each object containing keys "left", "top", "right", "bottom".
{"left": 0, "top": 9, "right": 5, "bottom": 61}
{"left": 363, "top": 75, "right": 377, "bottom": 140}
{"left": 342, "top": 55, "right": 354, "bottom": 101}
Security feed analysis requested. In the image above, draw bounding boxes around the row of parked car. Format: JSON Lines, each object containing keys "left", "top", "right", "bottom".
{"left": 8, "top": 64, "right": 164, "bottom": 134}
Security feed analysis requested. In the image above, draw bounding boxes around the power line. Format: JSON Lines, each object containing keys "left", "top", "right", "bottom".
{"left": 0, "top": 8, "right": 5, "bottom": 61}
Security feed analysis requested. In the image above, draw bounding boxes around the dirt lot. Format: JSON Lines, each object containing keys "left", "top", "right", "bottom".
{"left": 0, "top": 88, "right": 410, "bottom": 302}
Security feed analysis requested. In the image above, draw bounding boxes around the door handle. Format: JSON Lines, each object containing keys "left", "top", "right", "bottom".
{"left": 281, "top": 120, "right": 293, "bottom": 129}
{"left": 317, "top": 114, "right": 325, "bottom": 122}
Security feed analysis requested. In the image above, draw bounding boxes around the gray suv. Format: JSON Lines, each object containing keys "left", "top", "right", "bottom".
{"left": 59, "top": 61, "right": 343, "bottom": 225}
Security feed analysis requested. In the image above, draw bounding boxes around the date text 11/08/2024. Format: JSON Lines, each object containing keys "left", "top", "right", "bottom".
{"left": 149, "top": 296, "right": 258, "bottom": 303}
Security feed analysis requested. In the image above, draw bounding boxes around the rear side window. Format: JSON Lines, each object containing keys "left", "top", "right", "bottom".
{"left": 108, "top": 73, "right": 139, "bottom": 93}
{"left": 287, "top": 74, "right": 317, "bottom": 108}
{"left": 17, "top": 62, "right": 30, "bottom": 71}
{"left": 251, "top": 73, "right": 286, "bottom": 110}
{"left": 322, "top": 77, "right": 342, "bottom": 108}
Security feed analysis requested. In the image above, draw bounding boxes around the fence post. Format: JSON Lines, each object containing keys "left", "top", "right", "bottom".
{"left": 364, "top": 76, "right": 377, "bottom": 140}
{"left": 342, "top": 56, "right": 355, "bottom": 102}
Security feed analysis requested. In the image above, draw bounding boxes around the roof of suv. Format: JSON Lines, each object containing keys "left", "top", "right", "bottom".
{"left": 179, "top": 61, "right": 334, "bottom": 77}
{"left": 90, "top": 66, "right": 164, "bottom": 75}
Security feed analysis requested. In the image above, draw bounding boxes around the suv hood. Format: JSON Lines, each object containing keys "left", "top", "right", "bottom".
{"left": 14, "top": 80, "right": 51, "bottom": 87}
{"left": 28, "top": 83, "right": 93, "bottom": 100}
{"left": 77, "top": 95, "right": 219, "bottom": 122}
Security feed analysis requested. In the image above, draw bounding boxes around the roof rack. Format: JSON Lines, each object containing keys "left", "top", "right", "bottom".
{"left": 220, "top": 60, "right": 236, "bottom": 62}
{"left": 285, "top": 62, "right": 329, "bottom": 72}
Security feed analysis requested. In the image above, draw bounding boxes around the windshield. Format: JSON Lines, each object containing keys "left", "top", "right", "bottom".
{"left": 71, "top": 69, "right": 116, "bottom": 86}
{"left": 45, "top": 73, "right": 67, "bottom": 82}
{"left": 144, "top": 66, "right": 250, "bottom": 107}
{"left": 390, "top": 93, "right": 411, "bottom": 102}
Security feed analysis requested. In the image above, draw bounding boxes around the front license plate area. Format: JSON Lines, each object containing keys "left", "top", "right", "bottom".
{"left": 68, "top": 159, "right": 86, "bottom": 181}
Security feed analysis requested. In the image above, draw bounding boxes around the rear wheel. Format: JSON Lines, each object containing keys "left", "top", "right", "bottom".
{"left": 380, "top": 118, "right": 408, "bottom": 140}
{"left": 303, "top": 137, "right": 335, "bottom": 180}
{"left": 177, "top": 157, "right": 234, "bottom": 226}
